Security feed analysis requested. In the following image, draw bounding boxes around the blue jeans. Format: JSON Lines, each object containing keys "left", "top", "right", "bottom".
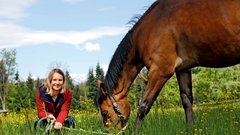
{"left": 63, "top": 116, "right": 75, "bottom": 128}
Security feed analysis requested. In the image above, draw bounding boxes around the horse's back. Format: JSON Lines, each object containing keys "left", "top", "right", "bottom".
{"left": 136, "top": 0, "right": 240, "bottom": 69}
{"left": 171, "top": 0, "right": 240, "bottom": 67}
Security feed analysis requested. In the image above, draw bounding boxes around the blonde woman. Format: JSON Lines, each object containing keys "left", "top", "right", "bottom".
{"left": 35, "top": 68, "right": 75, "bottom": 129}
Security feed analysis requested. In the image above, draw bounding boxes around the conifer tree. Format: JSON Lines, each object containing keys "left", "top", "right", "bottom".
{"left": 95, "top": 62, "right": 104, "bottom": 81}
{"left": 65, "top": 70, "right": 74, "bottom": 90}
{"left": 86, "top": 68, "right": 96, "bottom": 99}
{"left": 26, "top": 73, "right": 34, "bottom": 91}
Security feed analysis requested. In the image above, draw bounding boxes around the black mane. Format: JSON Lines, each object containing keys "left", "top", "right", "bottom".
{"left": 103, "top": 1, "right": 159, "bottom": 94}
{"left": 104, "top": 32, "right": 132, "bottom": 94}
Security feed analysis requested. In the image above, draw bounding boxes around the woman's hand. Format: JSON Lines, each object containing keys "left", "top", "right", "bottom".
{"left": 47, "top": 114, "right": 56, "bottom": 123}
{"left": 54, "top": 122, "right": 63, "bottom": 129}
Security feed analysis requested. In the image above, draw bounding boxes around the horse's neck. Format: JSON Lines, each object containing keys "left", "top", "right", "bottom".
{"left": 113, "top": 62, "right": 142, "bottom": 100}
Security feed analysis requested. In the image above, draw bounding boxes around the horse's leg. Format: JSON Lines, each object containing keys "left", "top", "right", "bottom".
{"left": 136, "top": 69, "right": 174, "bottom": 128}
{"left": 176, "top": 70, "right": 194, "bottom": 125}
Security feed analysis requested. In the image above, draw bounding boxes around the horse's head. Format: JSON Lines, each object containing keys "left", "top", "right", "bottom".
{"left": 94, "top": 80, "right": 130, "bottom": 132}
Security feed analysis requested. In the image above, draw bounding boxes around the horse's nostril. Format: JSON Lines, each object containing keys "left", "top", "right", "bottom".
{"left": 103, "top": 117, "right": 112, "bottom": 129}
{"left": 102, "top": 111, "right": 112, "bottom": 127}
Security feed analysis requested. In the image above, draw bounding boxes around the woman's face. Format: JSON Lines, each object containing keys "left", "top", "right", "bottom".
{"left": 51, "top": 72, "right": 64, "bottom": 91}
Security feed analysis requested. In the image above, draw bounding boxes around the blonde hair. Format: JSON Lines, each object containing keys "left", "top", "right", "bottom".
{"left": 44, "top": 68, "right": 66, "bottom": 96}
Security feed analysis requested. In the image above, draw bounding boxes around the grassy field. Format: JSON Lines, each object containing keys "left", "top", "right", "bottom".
{"left": 0, "top": 101, "right": 239, "bottom": 135}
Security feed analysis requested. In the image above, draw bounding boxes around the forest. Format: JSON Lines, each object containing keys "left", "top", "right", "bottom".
{"left": 0, "top": 49, "right": 240, "bottom": 113}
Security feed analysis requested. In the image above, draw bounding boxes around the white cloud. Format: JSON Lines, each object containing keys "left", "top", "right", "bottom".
{"left": 80, "top": 42, "right": 100, "bottom": 52}
{"left": 0, "top": 0, "right": 37, "bottom": 19}
{"left": 0, "top": 22, "right": 129, "bottom": 50}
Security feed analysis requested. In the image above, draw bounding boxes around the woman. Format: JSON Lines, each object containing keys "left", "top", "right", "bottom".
{"left": 35, "top": 68, "right": 75, "bottom": 129}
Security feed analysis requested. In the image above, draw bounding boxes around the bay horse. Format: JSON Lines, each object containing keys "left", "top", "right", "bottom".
{"left": 95, "top": 0, "right": 240, "bottom": 132}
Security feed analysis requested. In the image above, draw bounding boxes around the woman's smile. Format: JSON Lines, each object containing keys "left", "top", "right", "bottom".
{"left": 51, "top": 73, "right": 63, "bottom": 91}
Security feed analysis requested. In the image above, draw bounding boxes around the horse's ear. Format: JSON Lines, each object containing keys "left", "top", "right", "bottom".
{"left": 97, "top": 80, "right": 107, "bottom": 97}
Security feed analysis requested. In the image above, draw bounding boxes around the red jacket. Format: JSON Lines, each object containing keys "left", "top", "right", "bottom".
{"left": 36, "top": 85, "right": 72, "bottom": 124}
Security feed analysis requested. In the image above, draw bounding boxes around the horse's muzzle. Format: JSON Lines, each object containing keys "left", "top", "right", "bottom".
{"left": 103, "top": 115, "right": 129, "bottom": 132}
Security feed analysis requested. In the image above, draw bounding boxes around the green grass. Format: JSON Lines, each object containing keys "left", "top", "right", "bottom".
{"left": 0, "top": 101, "right": 239, "bottom": 135}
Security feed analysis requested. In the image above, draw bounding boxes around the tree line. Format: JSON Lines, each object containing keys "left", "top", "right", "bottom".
{"left": 0, "top": 49, "right": 240, "bottom": 112}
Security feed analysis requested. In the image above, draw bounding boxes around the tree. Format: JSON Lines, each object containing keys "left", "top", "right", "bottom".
{"left": 129, "top": 68, "right": 147, "bottom": 109}
{"left": 0, "top": 49, "right": 17, "bottom": 110}
{"left": 65, "top": 70, "right": 74, "bottom": 90}
{"left": 14, "top": 70, "right": 19, "bottom": 83}
{"left": 26, "top": 73, "right": 34, "bottom": 91}
{"left": 193, "top": 66, "right": 240, "bottom": 102}
{"left": 26, "top": 73, "right": 35, "bottom": 108}
{"left": 95, "top": 62, "right": 104, "bottom": 81}
{"left": 78, "top": 83, "right": 88, "bottom": 99}
{"left": 7, "top": 82, "right": 30, "bottom": 111}
{"left": 35, "top": 77, "right": 42, "bottom": 89}
{"left": 86, "top": 68, "right": 96, "bottom": 99}
{"left": 71, "top": 85, "right": 83, "bottom": 109}
{"left": 0, "top": 60, "right": 6, "bottom": 110}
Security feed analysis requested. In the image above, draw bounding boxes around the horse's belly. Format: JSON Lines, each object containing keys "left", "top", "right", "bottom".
{"left": 195, "top": 45, "right": 240, "bottom": 68}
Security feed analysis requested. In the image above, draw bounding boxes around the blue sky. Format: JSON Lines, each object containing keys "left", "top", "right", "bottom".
{"left": 0, "top": 0, "right": 155, "bottom": 83}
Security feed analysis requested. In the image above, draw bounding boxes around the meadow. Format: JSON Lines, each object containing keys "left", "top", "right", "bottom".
{"left": 0, "top": 101, "right": 239, "bottom": 135}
